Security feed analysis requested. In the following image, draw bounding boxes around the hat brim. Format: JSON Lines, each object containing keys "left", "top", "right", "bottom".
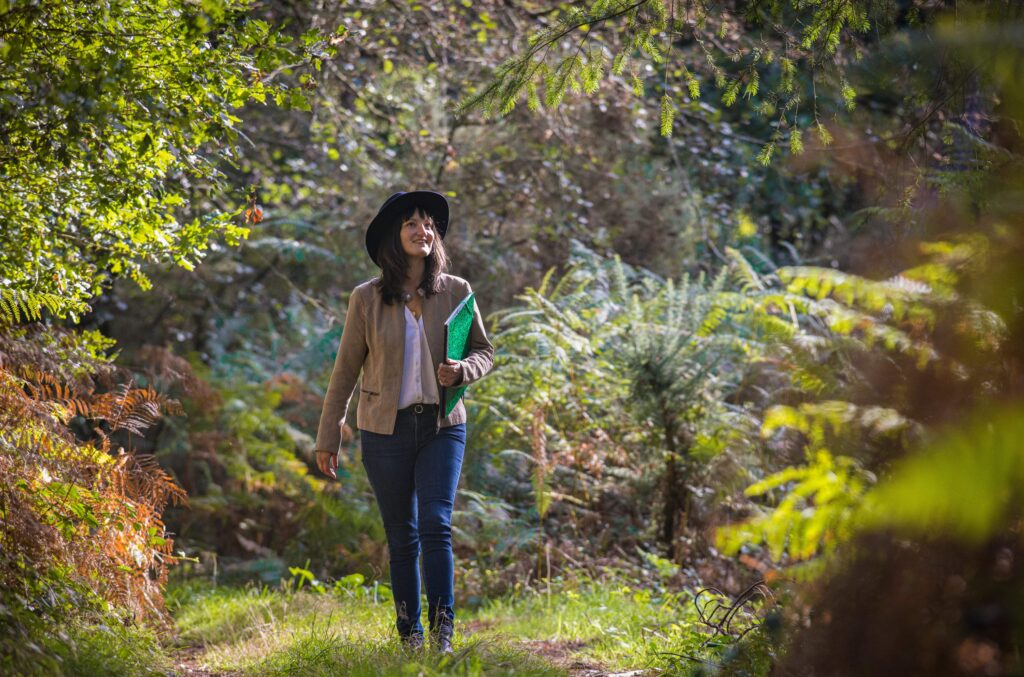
{"left": 365, "top": 191, "right": 450, "bottom": 266}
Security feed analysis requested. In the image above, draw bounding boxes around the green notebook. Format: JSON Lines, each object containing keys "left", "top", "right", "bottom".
{"left": 442, "top": 292, "right": 475, "bottom": 417}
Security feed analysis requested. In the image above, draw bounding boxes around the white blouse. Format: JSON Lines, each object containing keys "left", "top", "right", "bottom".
{"left": 396, "top": 305, "right": 440, "bottom": 408}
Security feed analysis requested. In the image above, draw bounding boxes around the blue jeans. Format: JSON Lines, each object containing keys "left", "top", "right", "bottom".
{"left": 359, "top": 404, "right": 466, "bottom": 637}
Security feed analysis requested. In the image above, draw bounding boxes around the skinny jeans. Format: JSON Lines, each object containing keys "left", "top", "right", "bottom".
{"left": 359, "top": 403, "right": 466, "bottom": 637}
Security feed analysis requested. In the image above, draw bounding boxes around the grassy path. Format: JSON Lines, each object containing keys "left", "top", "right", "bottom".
{"left": 162, "top": 577, "right": 722, "bottom": 676}
{"left": 170, "top": 629, "right": 609, "bottom": 676}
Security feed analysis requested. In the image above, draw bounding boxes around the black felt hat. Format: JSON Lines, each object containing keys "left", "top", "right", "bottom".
{"left": 364, "top": 190, "right": 449, "bottom": 266}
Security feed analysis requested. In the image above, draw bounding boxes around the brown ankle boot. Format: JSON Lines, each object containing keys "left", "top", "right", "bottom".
{"left": 400, "top": 631, "right": 424, "bottom": 651}
{"left": 430, "top": 609, "right": 455, "bottom": 655}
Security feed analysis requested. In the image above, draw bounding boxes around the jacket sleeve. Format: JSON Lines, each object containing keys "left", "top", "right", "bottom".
{"left": 456, "top": 281, "right": 494, "bottom": 387}
{"left": 315, "top": 285, "right": 368, "bottom": 453}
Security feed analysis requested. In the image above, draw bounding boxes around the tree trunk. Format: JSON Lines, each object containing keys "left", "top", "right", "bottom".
{"left": 659, "top": 405, "right": 690, "bottom": 559}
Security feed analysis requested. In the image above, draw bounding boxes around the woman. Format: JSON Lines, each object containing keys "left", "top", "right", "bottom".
{"left": 313, "top": 190, "right": 494, "bottom": 653}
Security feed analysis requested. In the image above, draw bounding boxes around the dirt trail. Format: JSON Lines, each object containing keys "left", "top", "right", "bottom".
{"left": 516, "top": 638, "right": 609, "bottom": 676}
{"left": 461, "top": 619, "right": 640, "bottom": 676}
{"left": 170, "top": 645, "right": 225, "bottom": 677}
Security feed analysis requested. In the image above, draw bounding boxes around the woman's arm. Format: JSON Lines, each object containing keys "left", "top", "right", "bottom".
{"left": 453, "top": 282, "right": 494, "bottom": 386}
{"left": 315, "top": 285, "right": 368, "bottom": 455}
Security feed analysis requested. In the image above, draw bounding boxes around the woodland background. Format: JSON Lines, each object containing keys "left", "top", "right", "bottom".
{"left": 1, "top": 0, "right": 1022, "bottom": 674}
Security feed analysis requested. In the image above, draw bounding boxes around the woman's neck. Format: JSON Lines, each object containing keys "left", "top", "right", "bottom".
{"left": 404, "top": 257, "right": 425, "bottom": 291}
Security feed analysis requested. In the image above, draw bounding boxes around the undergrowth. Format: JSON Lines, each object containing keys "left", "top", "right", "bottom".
{"left": 2, "top": 565, "right": 776, "bottom": 674}
{"left": 0, "top": 579, "right": 171, "bottom": 676}
{"left": 167, "top": 569, "right": 777, "bottom": 676}
{"left": 170, "top": 577, "right": 564, "bottom": 675}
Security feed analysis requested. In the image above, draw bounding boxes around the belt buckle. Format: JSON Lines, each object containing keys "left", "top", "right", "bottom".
{"left": 413, "top": 403, "right": 424, "bottom": 414}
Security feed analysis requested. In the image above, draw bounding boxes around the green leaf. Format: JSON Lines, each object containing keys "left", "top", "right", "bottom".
{"left": 630, "top": 72, "right": 644, "bottom": 97}
{"left": 756, "top": 141, "right": 776, "bottom": 166}
{"left": 527, "top": 80, "right": 541, "bottom": 112}
{"left": 789, "top": 127, "right": 804, "bottom": 155}
{"left": 815, "top": 121, "right": 834, "bottom": 146}
{"left": 841, "top": 82, "right": 857, "bottom": 110}
{"left": 860, "top": 406, "right": 1024, "bottom": 543}
{"left": 722, "top": 80, "right": 740, "bottom": 107}
{"left": 659, "top": 94, "right": 674, "bottom": 136}
{"left": 686, "top": 76, "right": 700, "bottom": 99}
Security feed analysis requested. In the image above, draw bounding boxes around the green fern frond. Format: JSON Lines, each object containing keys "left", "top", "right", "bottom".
{"left": 0, "top": 289, "right": 89, "bottom": 325}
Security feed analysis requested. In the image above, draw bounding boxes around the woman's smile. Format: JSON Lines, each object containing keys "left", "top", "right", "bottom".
{"left": 410, "top": 237, "right": 432, "bottom": 254}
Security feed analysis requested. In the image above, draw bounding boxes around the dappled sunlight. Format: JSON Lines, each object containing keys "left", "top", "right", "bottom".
{"left": 2, "top": 0, "right": 1022, "bottom": 675}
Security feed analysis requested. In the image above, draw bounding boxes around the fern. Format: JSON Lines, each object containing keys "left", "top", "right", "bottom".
{"left": 0, "top": 288, "right": 89, "bottom": 324}
{"left": 718, "top": 449, "right": 871, "bottom": 562}
{"left": 717, "top": 237, "right": 1008, "bottom": 568}
{"left": 859, "top": 406, "right": 1024, "bottom": 543}
{"left": 0, "top": 363, "right": 185, "bottom": 622}
{"left": 477, "top": 240, "right": 813, "bottom": 556}
{"left": 26, "top": 373, "right": 184, "bottom": 435}
{"left": 763, "top": 402, "right": 920, "bottom": 455}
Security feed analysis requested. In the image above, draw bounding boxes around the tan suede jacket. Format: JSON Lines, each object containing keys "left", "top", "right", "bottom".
{"left": 314, "top": 273, "right": 494, "bottom": 452}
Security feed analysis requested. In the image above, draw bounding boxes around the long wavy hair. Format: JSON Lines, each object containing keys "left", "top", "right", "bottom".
{"left": 373, "top": 206, "right": 450, "bottom": 305}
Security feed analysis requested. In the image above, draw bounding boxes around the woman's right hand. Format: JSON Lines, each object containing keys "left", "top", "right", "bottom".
{"left": 315, "top": 449, "right": 338, "bottom": 479}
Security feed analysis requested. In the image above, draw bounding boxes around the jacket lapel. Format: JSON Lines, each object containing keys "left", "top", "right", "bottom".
{"left": 422, "top": 288, "right": 445, "bottom": 372}
{"left": 384, "top": 298, "right": 405, "bottom": 395}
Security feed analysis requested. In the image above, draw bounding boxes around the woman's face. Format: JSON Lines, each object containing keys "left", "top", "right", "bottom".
{"left": 399, "top": 208, "right": 436, "bottom": 260}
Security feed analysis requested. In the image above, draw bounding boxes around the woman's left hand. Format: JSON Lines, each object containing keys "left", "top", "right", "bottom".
{"left": 437, "top": 358, "right": 463, "bottom": 387}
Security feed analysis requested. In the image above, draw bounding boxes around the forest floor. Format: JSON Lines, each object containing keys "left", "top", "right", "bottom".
{"left": 163, "top": 576, "right": 713, "bottom": 676}
{"left": 169, "top": 631, "right": 609, "bottom": 676}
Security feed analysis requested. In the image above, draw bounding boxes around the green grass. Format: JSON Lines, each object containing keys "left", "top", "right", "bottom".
{"left": 1, "top": 583, "right": 172, "bottom": 677}
{"left": 166, "top": 572, "right": 774, "bottom": 676}
{"left": 472, "top": 577, "right": 778, "bottom": 675}
{"left": 54, "top": 620, "right": 172, "bottom": 676}
{"left": 3, "top": 573, "right": 773, "bottom": 675}
{"left": 471, "top": 578, "right": 711, "bottom": 673}
{"left": 472, "top": 581, "right": 689, "bottom": 667}
{"left": 1, "top": 612, "right": 172, "bottom": 677}
{"left": 169, "top": 579, "right": 568, "bottom": 675}
{"left": 255, "top": 631, "right": 565, "bottom": 676}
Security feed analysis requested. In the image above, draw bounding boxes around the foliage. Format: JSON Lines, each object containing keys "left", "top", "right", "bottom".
{"left": 0, "top": 0, "right": 337, "bottom": 317}
{"left": 719, "top": 448, "right": 872, "bottom": 563}
{"left": 471, "top": 240, "right": 805, "bottom": 566}
{"left": 713, "top": 18, "right": 1023, "bottom": 672}
{"left": 456, "top": 0, "right": 885, "bottom": 148}
{"left": 717, "top": 231, "right": 1008, "bottom": 565}
{"left": 0, "top": 325, "right": 186, "bottom": 621}
{"left": 0, "top": 573, "right": 172, "bottom": 677}
{"left": 148, "top": 356, "right": 387, "bottom": 580}
{"left": 457, "top": 0, "right": 1020, "bottom": 171}
{"left": 475, "top": 236, "right": 995, "bottom": 568}
{"left": 89, "top": 0, "right": 862, "bottom": 379}
{"left": 860, "top": 405, "right": 1024, "bottom": 544}
{"left": 0, "top": 289, "right": 90, "bottom": 326}
{"left": 0, "top": 323, "right": 186, "bottom": 671}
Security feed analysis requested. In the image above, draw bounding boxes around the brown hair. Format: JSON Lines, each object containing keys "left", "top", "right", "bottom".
{"left": 373, "top": 206, "right": 450, "bottom": 305}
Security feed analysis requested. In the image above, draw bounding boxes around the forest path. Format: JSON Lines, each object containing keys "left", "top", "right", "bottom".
{"left": 461, "top": 618, "right": 613, "bottom": 675}
{"left": 169, "top": 644, "right": 221, "bottom": 676}
{"left": 167, "top": 581, "right": 677, "bottom": 675}
{"left": 167, "top": 636, "right": 620, "bottom": 677}
{"left": 509, "top": 639, "right": 616, "bottom": 676}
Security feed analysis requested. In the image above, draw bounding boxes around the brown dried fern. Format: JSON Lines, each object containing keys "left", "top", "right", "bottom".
{"left": 0, "top": 325, "right": 189, "bottom": 624}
